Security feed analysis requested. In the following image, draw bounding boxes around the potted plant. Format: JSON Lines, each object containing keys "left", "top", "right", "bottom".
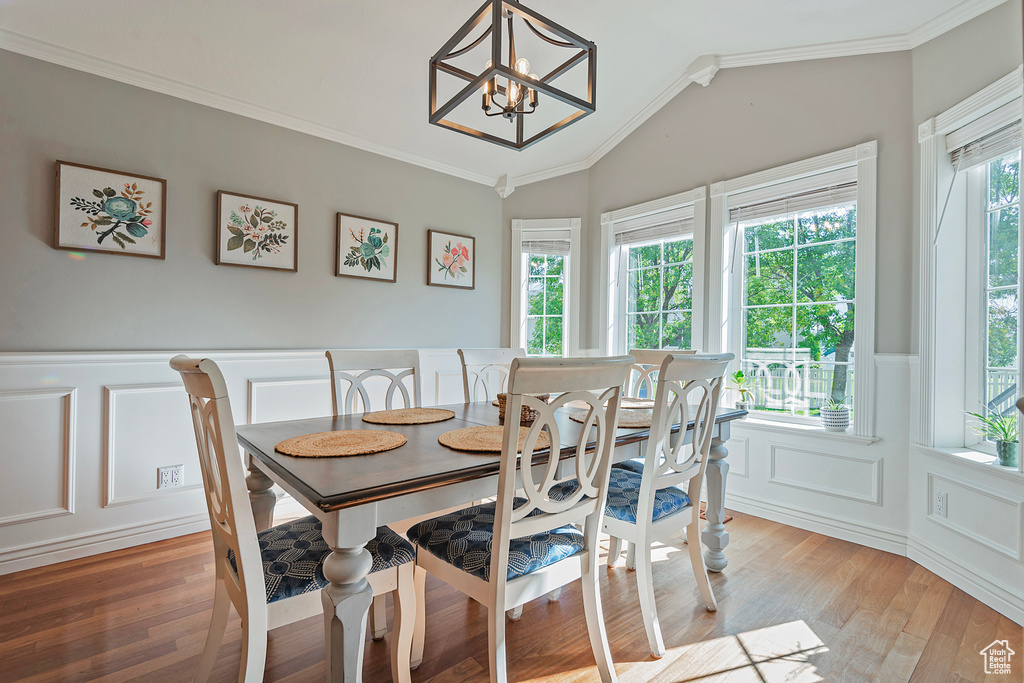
{"left": 966, "top": 411, "right": 1019, "bottom": 467}
{"left": 730, "top": 370, "right": 752, "bottom": 410}
{"left": 820, "top": 396, "right": 850, "bottom": 432}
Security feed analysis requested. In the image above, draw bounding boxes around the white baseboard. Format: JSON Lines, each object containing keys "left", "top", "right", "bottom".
{"left": 725, "top": 491, "right": 908, "bottom": 555}
{"left": 907, "top": 535, "right": 1024, "bottom": 626}
{"left": 0, "top": 514, "right": 209, "bottom": 575}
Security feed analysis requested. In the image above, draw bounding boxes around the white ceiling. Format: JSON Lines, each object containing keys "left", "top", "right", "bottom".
{"left": 0, "top": 0, "right": 1006, "bottom": 187}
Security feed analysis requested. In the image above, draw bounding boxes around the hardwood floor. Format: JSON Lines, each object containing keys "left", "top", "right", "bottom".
{"left": 0, "top": 511, "right": 1019, "bottom": 682}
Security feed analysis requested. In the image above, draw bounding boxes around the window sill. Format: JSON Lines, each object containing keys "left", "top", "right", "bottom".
{"left": 734, "top": 416, "right": 879, "bottom": 446}
{"left": 915, "top": 445, "right": 1024, "bottom": 480}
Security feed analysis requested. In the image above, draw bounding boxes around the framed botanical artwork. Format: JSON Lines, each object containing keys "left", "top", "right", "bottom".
{"left": 427, "top": 230, "right": 475, "bottom": 289}
{"left": 336, "top": 213, "right": 398, "bottom": 283}
{"left": 55, "top": 160, "right": 167, "bottom": 259}
{"left": 216, "top": 191, "right": 298, "bottom": 272}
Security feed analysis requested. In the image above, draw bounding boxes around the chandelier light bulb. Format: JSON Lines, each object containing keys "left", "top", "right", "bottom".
{"left": 514, "top": 57, "right": 530, "bottom": 75}
{"left": 508, "top": 81, "right": 520, "bottom": 105}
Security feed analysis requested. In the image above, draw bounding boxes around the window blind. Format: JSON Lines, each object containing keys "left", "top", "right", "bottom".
{"left": 521, "top": 239, "right": 571, "bottom": 256}
{"left": 612, "top": 204, "right": 695, "bottom": 246}
{"left": 728, "top": 182, "right": 858, "bottom": 224}
{"left": 948, "top": 120, "right": 1022, "bottom": 169}
{"left": 614, "top": 219, "right": 693, "bottom": 246}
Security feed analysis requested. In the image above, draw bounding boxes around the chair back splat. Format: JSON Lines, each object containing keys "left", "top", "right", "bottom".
{"left": 325, "top": 349, "right": 422, "bottom": 415}
{"left": 626, "top": 348, "right": 697, "bottom": 399}
{"left": 457, "top": 347, "right": 524, "bottom": 403}
{"left": 170, "top": 356, "right": 263, "bottom": 620}
{"left": 645, "top": 353, "right": 732, "bottom": 495}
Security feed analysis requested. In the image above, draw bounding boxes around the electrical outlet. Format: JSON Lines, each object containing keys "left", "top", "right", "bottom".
{"left": 934, "top": 490, "right": 948, "bottom": 517}
{"left": 158, "top": 465, "right": 184, "bottom": 489}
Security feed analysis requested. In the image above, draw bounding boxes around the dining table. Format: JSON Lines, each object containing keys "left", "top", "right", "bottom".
{"left": 236, "top": 400, "right": 746, "bottom": 683}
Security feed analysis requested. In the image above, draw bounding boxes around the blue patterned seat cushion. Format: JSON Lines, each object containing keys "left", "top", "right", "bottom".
{"left": 228, "top": 516, "right": 414, "bottom": 604}
{"left": 605, "top": 468, "right": 690, "bottom": 524}
{"left": 613, "top": 458, "right": 646, "bottom": 474}
{"left": 407, "top": 498, "right": 584, "bottom": 582}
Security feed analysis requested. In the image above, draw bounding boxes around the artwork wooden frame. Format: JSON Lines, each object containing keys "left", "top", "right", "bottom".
{"left": 427, "top": 229, "right": 475, "bottom": 290}
{"left": 55, "top": 160, "right": 167, "bottom": 259}
{"left": 216, "top": 190, "right": 298, "bottom": 272}
{"left": 335, "top": 213, "right": 399, "bottom": 283}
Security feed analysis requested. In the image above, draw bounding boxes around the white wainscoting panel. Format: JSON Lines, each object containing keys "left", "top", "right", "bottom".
{"left": 0, "top": 388, "right": 76, "bottom": 527}
{"left": 248, "top": 377, "right": 332, "bottom": 424}
{"left": 769, "top": 445, "right": 882, "bottom": 505}
{"left": 926, "top": 473, "right": 1022, "bottom": 561}
{"left": 908, "top": 444, "right": 1024, "bottom": 624}
{"left": 104, "top": 383, "right": 203, "bottom": 507}
{"left": 0, "top": 348, "right": 466, "bottom": 575}
{"left": 728, "top": 436, "right": 749, "bottom": 478}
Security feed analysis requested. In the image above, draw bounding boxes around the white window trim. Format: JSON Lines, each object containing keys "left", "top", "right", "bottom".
{"left": 510, "top": 218, "right": 581, "bottom": 357}
{"left": 599, "top": 188, "right": 707, "bottom": 354}
{"left": 708, "top": 142, "right": 878, "bottom": 437}
{"left": 918, "top": 66, "right": 1023, "bottom": 454}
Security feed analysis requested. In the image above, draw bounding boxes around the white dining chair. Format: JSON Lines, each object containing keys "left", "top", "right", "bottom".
{"left": 407, "top": 355, "right": 633, "bottom": 683}
{"left": 602, "top": 352, "right": 733, "bottom": 658}
{"left": 626, "top": 348, "right": 697, "bottom": 400}
{"left": 325, "top": 349, "right": 422, "bottom": 415}
{"left": 171, "top": 355, "right": 420, "bottom": 683}
{"left": 457, "top": 347, "right": 525, "bottom": 403}
{"left": 323, "top": 348, "right": 427, "bottom": 655}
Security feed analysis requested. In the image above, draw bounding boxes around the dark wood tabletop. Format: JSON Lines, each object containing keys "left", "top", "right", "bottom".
{"left": 236, "top": 401, "right": 746, "bottom": 513}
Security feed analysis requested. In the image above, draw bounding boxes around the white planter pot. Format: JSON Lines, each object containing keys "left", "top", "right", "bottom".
{"left": 820, "top": 406, "right": 850, "bottom": 432}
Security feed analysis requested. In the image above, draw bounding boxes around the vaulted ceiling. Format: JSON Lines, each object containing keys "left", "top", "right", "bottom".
{"left": 0, "top": 0, "right": 1006, "bottom": 187}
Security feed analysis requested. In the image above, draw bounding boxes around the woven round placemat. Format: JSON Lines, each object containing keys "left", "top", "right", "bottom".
{"left": 275, "top": 430, "right": 407, "bottom": 458}
{"left": 361, "top": 408, "right": 456, "bottom": 425}
{"left": 438, "top": 426, "right": 551, "bottom": 453}
{"left": 569, "top": 409, "right": 653, "bottom": 428}
{"left": 565, "top": 397, "right": 655, "bottom": 410}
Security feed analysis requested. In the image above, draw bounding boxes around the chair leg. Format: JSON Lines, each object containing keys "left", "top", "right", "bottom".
{"left": 625, "top": 541, "right": 636, "bottom": 570}
{"left": 547, "top": 587, "right": 562, "bottom": 602}
{"left": 192, "top": 577, "right": 231, "bottom": 683}
{"left": 634, "top": 539, "right": 665, "bottom": 658}
{"left": 581, "top": 553, "right": 618, "bottom": 682}
{"left": 390, "top": 564, "right": 415, "bottom": 683}
{"left": 506, "top": 604, "right": 523, "bottom": 621}
{"left": 370, "top": 594, "right": 388, "bottom": 641}
{"left": 687, "top": 520, "right": 718, "bottom": 612}
{"left": 487, "top": 605, "right": 509, "bottom": 683}
{"left": 237, "top": 613, "right": 268, "bottom": 683}
{"left": 607, "top": 536, "right": 623, "bottom": 568}
{"left": 411, "top": 566, "right": 426, "bottom": 669}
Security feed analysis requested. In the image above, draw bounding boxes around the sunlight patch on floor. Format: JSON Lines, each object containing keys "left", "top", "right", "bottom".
{"left": 619, "top": 620, "right": 828, "bottom": 683}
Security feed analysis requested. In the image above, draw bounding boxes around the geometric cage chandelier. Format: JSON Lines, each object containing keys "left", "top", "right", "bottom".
{"left": 429, "top": 0, "right": 596, "bottom": 150}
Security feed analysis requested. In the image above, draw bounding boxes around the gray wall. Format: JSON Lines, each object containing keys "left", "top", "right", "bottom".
{"left": 508, "top": 52, "right": 916, "bottom": 354}
{"left": 0, "top": 48, "right": 503, "bottom": 352}
{"left": 500, "top": 170, "right": 591, "bottom": 348}
{"left": 910, "top": 0, "right": 1023, "bottom": 350}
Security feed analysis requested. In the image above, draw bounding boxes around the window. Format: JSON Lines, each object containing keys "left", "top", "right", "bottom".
{"left": 601, "top": 188, "right": 706, "bottom": 355}
{"left": 710, "top": 143, "right": 877, "bottom": 435}
{"left": 510, "top": 219, "right": 580, "bottom": 357}
{"left": 737, "top": 201, "right": 857, "bottom": 417}
{"left": 919, "top": 69, "right": 1023, "bottom": 471}
{"left": 967, "top": 149, "right": 1021, "bottom": 438}
{"left": 525, "top": 252, "right": 567, "bottom": 356}
{"left": 626, "top": 236, "right": 694, "bottom": 350}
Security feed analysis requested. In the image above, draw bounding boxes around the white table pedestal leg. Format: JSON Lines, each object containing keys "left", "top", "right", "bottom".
{"left": 701, "top": 432, "right": 730, "bottom": 573}
{"left": 322, "top": 513, "right": 376, "bottom": 683}
{"left": 245, "top": 454, "right": 276, "bottom": 532}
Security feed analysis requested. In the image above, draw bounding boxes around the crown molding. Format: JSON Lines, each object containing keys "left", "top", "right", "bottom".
{"left": 513, "top": 0, "right": 1011, "bottom": 188}
{"left": 906, "top": 0, "right": 1010, "bottom": 48}
{"left": 0, "top": 28, "right": 495, "bottom": 187}
{"left": 0, "top": 0, "right": 1011, "bottom": 192}
{"left": 513, "top": 159, "right": 592, "bottom": 187}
